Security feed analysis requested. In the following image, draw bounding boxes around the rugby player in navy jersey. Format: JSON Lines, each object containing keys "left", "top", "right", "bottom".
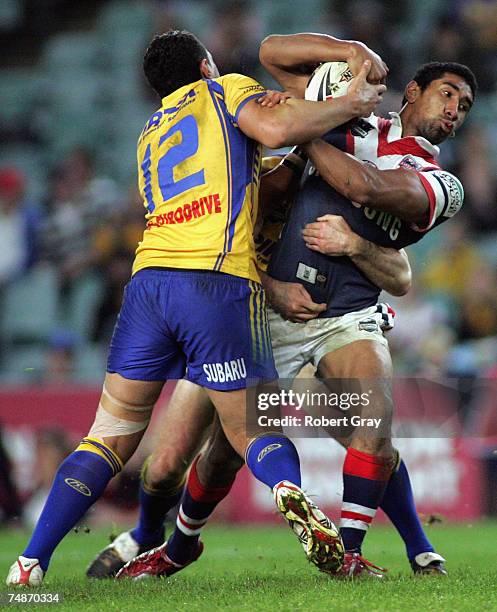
{"left": 258, "top": 33, "right": 476, "bottom": 577}
{"left": 107, "top": 36, "right": 476, "bottom": 581}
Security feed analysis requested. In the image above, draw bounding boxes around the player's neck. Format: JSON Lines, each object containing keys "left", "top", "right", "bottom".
{"left": 398, "top": 107, "right": 418, "bottom": 138}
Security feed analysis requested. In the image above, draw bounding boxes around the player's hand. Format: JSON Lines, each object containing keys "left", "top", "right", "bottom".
{"left": 347, "top": 41, "right": 388, "bottom": 84}
{"left": 257, "top": 90, "right": 293, "bottom": 108}
{"left": 263, "top": 276, "right": 327, "bottom": 322}
{"left": 347, "top": 60, "right": 386, "bottom": 117}
{"left": 302, "top": 214, "right": 362, "bottom": 257}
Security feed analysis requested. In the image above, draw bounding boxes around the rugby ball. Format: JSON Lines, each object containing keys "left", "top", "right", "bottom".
{"left": 305, "top": 61, "right": 353, "bottom": 101}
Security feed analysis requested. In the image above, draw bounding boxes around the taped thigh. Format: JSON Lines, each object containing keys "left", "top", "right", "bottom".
{"left": 88, "top": 385, "right": 154, "bottom": 438}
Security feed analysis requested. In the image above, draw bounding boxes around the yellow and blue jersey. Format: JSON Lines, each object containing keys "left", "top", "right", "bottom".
{"left": 133, "top": 74, "right": 266, "bottom": 283}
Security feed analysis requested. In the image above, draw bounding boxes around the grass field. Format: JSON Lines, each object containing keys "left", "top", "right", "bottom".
{"left": 1, "top": 522, "right": 496, "bottom": 611}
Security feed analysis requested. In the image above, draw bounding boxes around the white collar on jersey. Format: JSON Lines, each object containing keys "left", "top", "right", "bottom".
{"left": 387, "top": 111, "right": 440, "bottom": 157}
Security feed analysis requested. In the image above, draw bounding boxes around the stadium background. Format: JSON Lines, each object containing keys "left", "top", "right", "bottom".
{"left": 0, "top": 0, "right": 496, "bottom": 532}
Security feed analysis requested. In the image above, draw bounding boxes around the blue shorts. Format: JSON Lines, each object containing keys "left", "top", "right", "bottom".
{"left": 107, "top": 268, "right": 277, "bottom": 390}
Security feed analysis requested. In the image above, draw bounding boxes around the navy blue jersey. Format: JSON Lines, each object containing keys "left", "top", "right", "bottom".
{"left": 268, "top": 113, "right": 464, "bottom": 317}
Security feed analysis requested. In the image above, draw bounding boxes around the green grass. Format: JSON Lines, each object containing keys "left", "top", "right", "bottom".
{"left": 1, "top": 523, "right": 497, "bottom": 611}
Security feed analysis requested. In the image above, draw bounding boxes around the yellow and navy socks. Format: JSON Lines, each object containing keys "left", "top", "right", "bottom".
{"left": 23, "top": 438, "right": 122, "bottom": 571}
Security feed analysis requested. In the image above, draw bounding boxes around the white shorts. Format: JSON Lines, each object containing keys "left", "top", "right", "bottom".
{"left": 268, "top": 305, "right": 389, "bottom": 379}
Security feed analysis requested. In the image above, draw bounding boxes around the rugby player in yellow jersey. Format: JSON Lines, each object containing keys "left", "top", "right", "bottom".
{"left": 7, "top": 30, "right": 387, "bottom": 586}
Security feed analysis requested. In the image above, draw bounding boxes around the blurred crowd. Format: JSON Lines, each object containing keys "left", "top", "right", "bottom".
{"left": 0, "top": 421, "right": 150, "bottom": 529}
{"left": 0, "top": 0, "right": 497, "bottom": 390}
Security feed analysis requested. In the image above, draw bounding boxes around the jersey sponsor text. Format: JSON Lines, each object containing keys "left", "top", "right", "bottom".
{"left": 146, "top": 193, "right": 221, "bottom": 227}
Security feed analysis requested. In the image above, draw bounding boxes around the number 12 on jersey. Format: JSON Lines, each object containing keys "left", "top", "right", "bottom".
{"left": 141, "top": 114, "right": 206, "bottom": 213}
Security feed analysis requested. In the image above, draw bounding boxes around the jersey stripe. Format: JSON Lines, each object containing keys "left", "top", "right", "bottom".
{"left": 416, "top": 172, "right": 437, "bottom": 231}
{"left": 218, "top": 95, "right": 256, "bottom": 253}
{"left": 250, "top": 146, "right": 261, "bottom": 218}
{"left": 208, "top": 86, "right": 233, "bottom": 270}
{"left": 216, "top": 93, "right": 233, "bottom": 258}
{"left": 431, "top": 172, "right": 450, "bottom": 216}
{"left": 378, "top": 135, "right": 439, "bottom": 166}
{"left": 208, "top": 79, "right": 224, "bottom": 96}
{"left": 214, "top": 252, "right": 224, "bottom": 271}
{"left": 209, "top": 86, "right": 256, "bottom": 269}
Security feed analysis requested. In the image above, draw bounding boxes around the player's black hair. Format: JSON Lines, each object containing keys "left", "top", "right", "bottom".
{"left": 402, "top": 62, "right": 477, "bottom": 105}
{"left": 143, "top": 30, "right": 209, "bottom": 98}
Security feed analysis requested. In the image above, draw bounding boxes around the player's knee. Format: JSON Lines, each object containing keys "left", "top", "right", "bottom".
{"left": 145, "top": 451, "right": 189, "bottom": 491}
{"left": 85, "top": 385, "right": 155, "bottom": 466}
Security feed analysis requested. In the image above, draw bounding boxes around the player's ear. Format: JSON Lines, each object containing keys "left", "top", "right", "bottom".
{"left": 200, "top": 58, "right": 213, "bottom": 79}
{"left": 404, "top": 80, "right": 420, "bottom": 104}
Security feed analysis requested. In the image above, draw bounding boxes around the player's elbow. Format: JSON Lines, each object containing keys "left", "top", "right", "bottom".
{"left": 342, "top": 178, "right": 375, "bottom": 206}
{"left": 258, "top": 120, "right": 289, "bottom": 149}
{"left": 239, "top": 105, "right": 290, "bottom": 149}
{"left": 333, "top": 167, "right": 378, "bottom": 206}
{"left": 401, "top": 270, "right": 413, "bottom": 296}
{"left": 266, "top": 133, "right": 288, "bottom": 150}
{"left": 354, "top": 168, "right": 392, "bottom": 207}
{"left": 390, "top": 270, "right": 412, "bottom": 297}
{"left": 259, "top": 35, "right": 279, "bottom": 66}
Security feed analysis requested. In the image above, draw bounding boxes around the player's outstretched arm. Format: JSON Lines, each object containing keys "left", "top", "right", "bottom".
{"left": 304, "top": 139, "right": 432, "bottom": 227}
{"left": 302, "top": 214, "right": 412, "bottom": 296}
{"left": 259, "top": 33, "right": 388, "bottom": 96}
{"left": 238, "top": 61, "right": 385, "bottom": 149}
